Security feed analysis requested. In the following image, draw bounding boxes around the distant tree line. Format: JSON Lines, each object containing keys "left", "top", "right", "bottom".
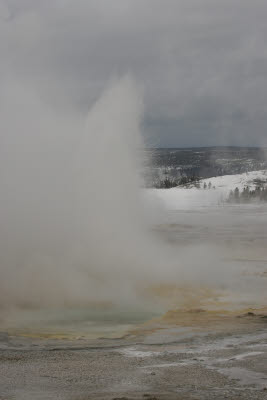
{"left": 154, "top": 175, "right": 201, "bottom": 189}
{"left": 153, "top": 176, "right": 218, "bottom": 189}
{"left": 228, "top": 186, "right": 267, "bottom": 203}
{"left": 203, "top": 181, "right": 216, "bottom": 190}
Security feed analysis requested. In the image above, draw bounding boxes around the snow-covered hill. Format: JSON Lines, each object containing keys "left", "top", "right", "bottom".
{"left": 149, "top": 170, "right": 267, "bottom": 210}
{"left": 145, "top": 147, "right": 267, "bottom": 187}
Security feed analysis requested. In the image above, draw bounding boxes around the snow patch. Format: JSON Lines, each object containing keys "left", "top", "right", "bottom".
{"left": 148, "top": 170, "right": 267, "bottom": 210}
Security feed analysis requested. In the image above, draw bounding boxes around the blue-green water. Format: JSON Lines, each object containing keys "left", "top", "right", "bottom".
{"left": 1, "top": 307, "right": 160, "bottom": 339}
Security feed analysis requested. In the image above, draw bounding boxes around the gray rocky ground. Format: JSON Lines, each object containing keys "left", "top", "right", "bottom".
{"left": 1, "top": 315, "right": 267, "bottom": 400}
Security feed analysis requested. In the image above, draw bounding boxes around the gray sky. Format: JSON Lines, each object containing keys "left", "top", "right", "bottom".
{"left": 1, "top": 0, "right": 267, "bottom": 147}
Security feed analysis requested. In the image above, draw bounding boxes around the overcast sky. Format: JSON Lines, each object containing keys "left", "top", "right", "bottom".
{"left": 1, "top": 0, "right": 267, "bottom": 147}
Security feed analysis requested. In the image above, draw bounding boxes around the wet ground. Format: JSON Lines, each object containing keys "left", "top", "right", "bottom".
{"left": 1, "top": 314, "right": 267, "bottom": 399}
{"left": 1, "top": 203, "right": 267, "bottom": 399}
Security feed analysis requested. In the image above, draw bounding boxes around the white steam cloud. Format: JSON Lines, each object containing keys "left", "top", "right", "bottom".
{"left": 0, "top": 76, "right": 187, "bottom": 310}
{"left": 0, "top": 74, "right": 263, "bottom": 316}
{"left": 0, "top": 76, "right": 143, "bottom": 307}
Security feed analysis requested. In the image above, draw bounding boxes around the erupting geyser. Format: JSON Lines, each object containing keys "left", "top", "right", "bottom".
{"left": 0, "top": 76, "right": 265, "bottom": 323}
{"left": 0, "top": 76, "right": 153, "bottom": 309}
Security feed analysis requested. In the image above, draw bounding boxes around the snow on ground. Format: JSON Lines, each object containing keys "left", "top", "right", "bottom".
{"left": 148, "top": 170, "right": 267, "bottom": 211}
